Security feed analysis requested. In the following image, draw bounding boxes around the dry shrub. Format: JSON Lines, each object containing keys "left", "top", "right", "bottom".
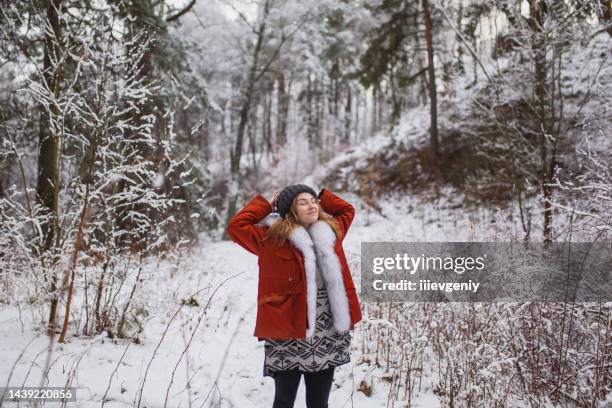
{"left": 357, "top": 301, "right": 611, "bottom": 407}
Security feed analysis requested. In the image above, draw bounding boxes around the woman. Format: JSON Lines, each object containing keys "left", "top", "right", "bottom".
{"left": 227, "top": 184, "right": 362, "bottom": 408}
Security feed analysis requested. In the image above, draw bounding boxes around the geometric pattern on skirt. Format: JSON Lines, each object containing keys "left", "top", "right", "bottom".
{"left": 263, "top": 286, "right": 351, "bottom": 378}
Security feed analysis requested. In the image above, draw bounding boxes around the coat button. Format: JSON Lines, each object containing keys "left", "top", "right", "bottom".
{"left": 288, "top": 277, "right": 293, "bottom": 282}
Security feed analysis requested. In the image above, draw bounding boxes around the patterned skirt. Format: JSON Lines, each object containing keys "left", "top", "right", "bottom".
{"left": 263, "top": 286, "right": 351, "bottom": 378}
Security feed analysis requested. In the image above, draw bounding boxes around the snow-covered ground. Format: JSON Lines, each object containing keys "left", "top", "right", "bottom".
{"left": 1, "top": 187, "right": 503, "bottom": 407}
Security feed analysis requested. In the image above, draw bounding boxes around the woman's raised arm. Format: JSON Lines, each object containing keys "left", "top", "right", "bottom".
{"left": 227, "top": 195, "right": 273, "bottom": 255}
{"left": 317, "top": 188, "right": 355, "bottom": 240}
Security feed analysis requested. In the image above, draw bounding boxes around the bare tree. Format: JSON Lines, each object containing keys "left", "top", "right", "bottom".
{"left": 421, "top": 0, "right": 439, "bottom": 162}
{"left": 36, "top": 0, "right": 65, "bottom": 335}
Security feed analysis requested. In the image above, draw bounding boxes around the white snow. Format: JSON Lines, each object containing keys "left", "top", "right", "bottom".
{"left": 1, "top": 195, "right": 458, "bottom": 406}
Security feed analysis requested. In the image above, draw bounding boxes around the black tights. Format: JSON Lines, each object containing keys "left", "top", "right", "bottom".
{"left": 272, "top": 367, "right": 335, "bottom": 408}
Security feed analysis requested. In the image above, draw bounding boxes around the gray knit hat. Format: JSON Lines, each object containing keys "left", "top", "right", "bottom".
{"left": 274, "top": 184, "right": 317, "bottom": 218}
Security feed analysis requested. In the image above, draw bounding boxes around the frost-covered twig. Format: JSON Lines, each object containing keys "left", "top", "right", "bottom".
{"left": 0, "top": 335, "right": 40, "bottom": 408}
{"left": 134, "top": 285, "right": 211, "bottom": 408}
{"left": 162, "top": 272, "right": 245, "bottom": 408}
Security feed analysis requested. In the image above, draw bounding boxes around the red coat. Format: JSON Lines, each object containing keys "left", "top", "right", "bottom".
{"left": 227, "top": 188, "right": 363, "bottom": 340}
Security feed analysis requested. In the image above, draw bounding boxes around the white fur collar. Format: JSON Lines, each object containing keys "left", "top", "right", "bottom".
{"left": 259, "top": 214, "right": 351, "bottom": 337}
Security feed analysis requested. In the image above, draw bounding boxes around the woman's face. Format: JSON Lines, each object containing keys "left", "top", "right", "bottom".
{"left": 292, "top": 192, "right": 319, "bottom": 227}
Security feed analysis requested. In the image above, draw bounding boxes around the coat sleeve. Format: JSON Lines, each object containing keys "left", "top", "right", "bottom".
{"left": 317, "top": 188, "right": 355, "bottom": 240}
{"left": 226, "top": 195, "right": 272, "bottom": 256}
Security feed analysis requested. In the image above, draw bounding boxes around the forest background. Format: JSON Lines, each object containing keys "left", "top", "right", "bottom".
{"left": 0, "top": 0, "right": 611, "bottom": 407}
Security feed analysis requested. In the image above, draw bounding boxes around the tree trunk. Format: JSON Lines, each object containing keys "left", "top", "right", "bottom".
{"left": 38, "top": 0, "right": 64, "bottom": 336}
{"left": 377, "top": 82, "right": 383, "bottom": 131}
{"left": 314, "top": 76, "right": 322, "bottom": 147}
{"left": 93, "top": 260, "right": 109, "bottom": 333}
{"left": 37, "top": 0, "right": 63, "bottom": 249}
{"left": 599, "top": 0, "right": 611, "bottom": 36}
{"left": 344, "top": 85, "right": 352, "bottom": 144}
{"left": 354, "top": 87, "right": 360, "bottom": 142}
{"left": 223, "top": 0, "right": 270, "bottom": 239}
{"left": 371, "top": 85, "right": 378, "bottom": 135}
{"left": 263, "top": 92, "right": 273, "bottom": 155}
{"left": 528, "top": 0, "right": 553, "bottom": 244}
{"left": 201, "top": 112, "right": 210, "bottom": 161}
{"left": 307, "top": 72, "right": 314, "bottom": 144}
{"left": 455, "top": 2, "right": 465, "bottom": 75}
{"left": 248, "top": 105, "right": 259, "bottom": 176}
{"left": 276, "top": 69, "right": 289, "bottom": 146}
{"left": 389, "top": 70, "right": 401, "bottom": 125}
{"left": 421, "top": 0, "right": 439, "bottom": 161}
{"left": 331, "top": 60, "right": 339, "bottom": 116}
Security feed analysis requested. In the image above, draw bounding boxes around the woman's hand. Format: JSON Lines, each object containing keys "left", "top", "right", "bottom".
{"left": 269, "top": 191, "right": 279, "bottom": 208}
